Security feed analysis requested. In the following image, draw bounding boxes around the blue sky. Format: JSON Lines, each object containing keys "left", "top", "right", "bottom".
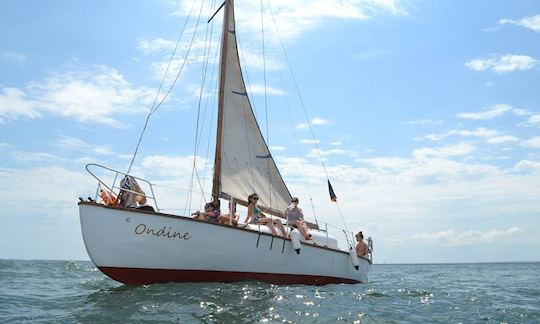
{"left": 1, "top": 0, "right": 539, "bottom": 263}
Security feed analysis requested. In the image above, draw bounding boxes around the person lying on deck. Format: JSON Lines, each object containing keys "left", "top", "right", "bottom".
{"left": 243, "top": 193, "right": 289, "bottom": 238}
{"left": 284, "top": 197, "right": 312, "bottom": 241}
{"left": 192, "top": 202, "right": 220, "bottom": 223}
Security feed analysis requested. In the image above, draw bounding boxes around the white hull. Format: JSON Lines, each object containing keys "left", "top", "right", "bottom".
{"left": 79, "top": 202, "right": 370, "bottom": 285}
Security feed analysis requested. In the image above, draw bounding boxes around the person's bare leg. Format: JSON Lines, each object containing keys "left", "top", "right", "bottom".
{"left": 293, "top": 221, "right": 309, "bottom": 239}
{"left": 265, "top": 220, "right": 278, "bottom": 235}
{"left": 301, "top": 221, "right": 311, "bottom": 239}
{"left": 275, "top": 220, "right": 289, "bottom": 238}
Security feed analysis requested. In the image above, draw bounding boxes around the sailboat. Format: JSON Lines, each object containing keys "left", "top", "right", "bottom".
{"left": 78, "top": 0, "right": 371, "bottom": 285}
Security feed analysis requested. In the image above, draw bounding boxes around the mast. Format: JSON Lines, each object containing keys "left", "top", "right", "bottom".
{"left": 212, "top": 0, "right": 232, "bottom": 205}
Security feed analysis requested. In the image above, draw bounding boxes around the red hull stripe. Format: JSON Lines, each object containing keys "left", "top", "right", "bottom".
{"left": 99, "top": 267, "right": 361, "bottom": 286}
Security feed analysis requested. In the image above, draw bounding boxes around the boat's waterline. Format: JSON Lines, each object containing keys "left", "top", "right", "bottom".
{"left": 98, "top": 267, "right": 360, "bottom": 285}
{"left": 79, "top": 202, "right": 370, "bottom": 285}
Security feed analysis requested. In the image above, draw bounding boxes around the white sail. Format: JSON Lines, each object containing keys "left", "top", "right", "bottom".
{"left": 217, "top": 0, "right": 291, "bottom": 213}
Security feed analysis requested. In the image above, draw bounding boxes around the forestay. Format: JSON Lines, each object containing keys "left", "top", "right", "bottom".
{"left": 216, "top": 0, "right": 291, "bottom": 213}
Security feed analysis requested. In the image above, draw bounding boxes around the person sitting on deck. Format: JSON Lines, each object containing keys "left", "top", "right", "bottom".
{"left": 355, "top": 231, "right": 368, "bottom": 257}
{"left": 192, "top": 202, "right": 220, "bottom": 223}
{"left": 284, "top": 197, "right": 312, "bottom": 241}
{"left": 218, "top": 200, "right": 239, "bottom": 226}
{"left": 243, "top": 193, "right": 288, "bottom": 238}
{"left": 135, "top": 193, "right": 155, "bottom": 212}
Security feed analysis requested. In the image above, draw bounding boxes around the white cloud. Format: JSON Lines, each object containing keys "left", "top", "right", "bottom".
{"left": 173, "top": 0, "right": 408, "bottom": 40}
{"left": 465, "top": 54, "right": 537, "bottom": 73}
{"left": 269, "top": 146, "right": 285, "bottom": 151}
{"left": 37, "top": 67, "right": 155, "bottom": 127}
{"left": 9, "top": 151, "right": 64, "bottom": 163}
{"left": 300, "top": 139, "right": 320, "bottom": 144}
{"left": 522, "top": 136, "right": 540, "bottom": 148}
{"left": 56, "top": 136, "right": 90, "bottom": 150}
{"left": 276, "top": 150, "right": 538, "bottom": 247}
{"left": 487, "top": 135, "right": 519, "bottom": 145}
{"left": 425, "top": 128, "right": 499, "bottom": 142}
{"left": 411, "top": 227, "right": 525, "bottom": 246}
{"left": 424, "top": 134, "right": 444, "bottom": 141}
{"left": 515, "top": 160, "right": 540, "bottom": 172}
{"left": 0, "top": 166, "right": 94, "bottom": 214}
{"left": 148, "top": 37, "right": 222, "bottom": 82}
{"left": 1, "top": 51, "right": 26, "bottom": 61}
{"left": 277, "top": 156, "right": 373, "bottom": 183}
{"left": 0, "top": 142, "right": 11, "bottom": 148}
{"left": 54, "top": 136, "right": 116, "bottom": 156}
{"left": 138, "top": 38, "right": 177, "bottom": 55}
{"left": 0, "top": 87, "right": 40, "bottom": 123}
{"left": 296, "top": 117, "right": 330, "bottom": 130}
{"left": 93, "top": 146, "right": 115, "bottom": 155}
{"left": 312, "top": 117, "right": 329, "bottom": 125}
{"left": 457, "top": 104, "right": 512, "bottom": 120}
{"left": 511, "top": 108, "right": 532, "bottom": 116}
{"left": 141, "top": 154, "right": 208, "bottom": 178}
{"left": 0, "top": 66, "right": 156, "bottom": 127}
{"left": 356, "top": 157, "right": 412, "bottom": 170}
{"left": 308, "top": 148, "right": 347, "bottom": 157}
{"left": 411, "top": 229, "right": 453, "bottom": 241}
{"left": 4, "top": 142, "right": 539, "bottom": 261}
{"left": 524, "top": 114, "right": 540, "bottom": 127}
{"left": 405, "top": 119, "right": 443, "bottom": 125}
{"left": 397, "top": 157, "right": 499, "bottom": 184}
{"left": 413, "top": 143, "right": 476, "bottom": 159}
{"left": 247, "top": 84, "right": 286, "bottom": 96}
{"left": 499, "top": 14, "right": 540, "bottom": 32}
{"left": 237, "top": 47, "right": 283, "bottom": 72}
{"left": 450, "top": 128, "right": 498, "bottom": 138}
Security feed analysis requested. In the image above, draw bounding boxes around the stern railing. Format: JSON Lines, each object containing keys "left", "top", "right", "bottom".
{"left": 85, "top": 163, "right": 160, "bottom": 212}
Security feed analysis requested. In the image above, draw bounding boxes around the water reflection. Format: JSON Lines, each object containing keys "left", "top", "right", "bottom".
{"left": 73, "top": 281, "right": 279, "bottom": 322}
{"left": 4, "top": 261, "right": 538, "bottom": 323}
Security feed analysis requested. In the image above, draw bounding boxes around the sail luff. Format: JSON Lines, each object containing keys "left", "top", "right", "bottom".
{"left": 211, "top": 0, "right": 232, "bottom": 205}
{"left": 215, "top": 0, "right": 293, "bottom": 213}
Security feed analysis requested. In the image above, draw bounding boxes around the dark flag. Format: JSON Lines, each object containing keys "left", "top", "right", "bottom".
{"left": 328, "top": 180, "right": 337, "bottom": 202}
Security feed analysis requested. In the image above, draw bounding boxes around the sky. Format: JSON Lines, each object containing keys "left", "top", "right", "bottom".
{"left": 1, "top": 0, "right": 539, "bottom": 264}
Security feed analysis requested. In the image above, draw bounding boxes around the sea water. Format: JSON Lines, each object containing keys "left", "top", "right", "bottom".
{"left": 1, "top": 260, "right": 538, "bottom": 323}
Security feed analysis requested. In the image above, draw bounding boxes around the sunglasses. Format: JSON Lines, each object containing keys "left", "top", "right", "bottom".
{"left": 291, "top": 200, "right": 298, "bottom": 203}
{"left": 252, "top": 197, "right": 259, "bottom": 200}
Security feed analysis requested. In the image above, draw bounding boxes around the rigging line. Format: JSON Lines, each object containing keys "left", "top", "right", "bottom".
{"left": 183, "top": 0, "right": 212, "bottom": 213}
{"left": 279, "top": 70, "right": 319, "bottom": 226}
{"left": 187, "top": 0, "right": 217, "bottom": 212}
{"left": 266, "top": 0, "right": 349, "bottom": 234}
{"left": 266, "top": 24, "right": 319, "bottom": 222}
{"left": 194, "top": 0, "right": 218, "bottom": 153}
{"left": 200, "top": 18, "right": 220, "bottom": 202}
{"left": 260, "top": 0, "right": 273, "bottom": 210}
{"left": 200, "top": 35, "right": 220, "bottom": 196}
{"left": 126, "top": 0, "right": 199, "bottom": 175}
{"left": 195, "top": 0, "right": 219, "bottom": 207}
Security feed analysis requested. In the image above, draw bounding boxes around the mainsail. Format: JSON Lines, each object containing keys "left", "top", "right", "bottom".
{"left": 212, "top": 0, "right": 292, "bottom": 213}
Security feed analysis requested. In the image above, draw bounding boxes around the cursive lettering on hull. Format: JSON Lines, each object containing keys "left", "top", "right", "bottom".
{"left": 134, "top": 223, "right": 191, "bottom": 240}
